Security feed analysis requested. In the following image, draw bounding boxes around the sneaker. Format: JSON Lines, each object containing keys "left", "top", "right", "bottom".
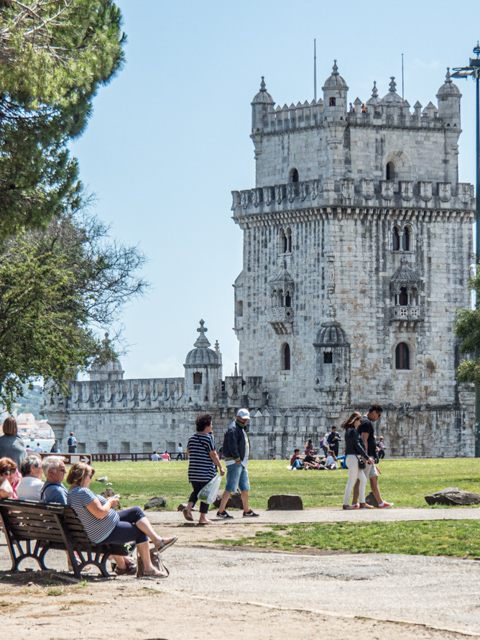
{"left": 351, "top": 503, "right": 360, "bottom": 509}
{"left": 378, "top": 501, "right": 394, "bottom": 509}
{"left": 243, "top": 510, "right": 259, "bottom": 518}
{"left": 216, "top": 510, "right": 233, "bottom": 519}
{"left": 342, "top": 505, "right": 356, "bottom": 510}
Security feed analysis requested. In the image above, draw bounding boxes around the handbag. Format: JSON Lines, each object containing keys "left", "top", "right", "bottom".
{"left": 356, "top": 456, "right": 366, "bottom": 469}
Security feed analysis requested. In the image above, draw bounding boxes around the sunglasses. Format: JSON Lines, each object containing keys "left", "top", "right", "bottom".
{"left": 2, "top": 470, "right": 15, "bottom": 476}
{"left": 87, "top": 473, "right": 94, "bottom": 478}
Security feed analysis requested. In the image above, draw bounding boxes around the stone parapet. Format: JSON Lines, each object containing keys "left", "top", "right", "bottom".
{"left": 232, "top": 179, "right": 474, "bottom": 220}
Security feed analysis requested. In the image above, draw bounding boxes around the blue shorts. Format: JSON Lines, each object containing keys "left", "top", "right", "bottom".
{"left": 225, "top": 463, "right": 250, "bottom": 492}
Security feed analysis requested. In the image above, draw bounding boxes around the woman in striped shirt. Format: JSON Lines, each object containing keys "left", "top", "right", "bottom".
{"left": 66, "top": 462, "right": 177, "bottom": 578}
{"left": 183, "top": 414, "right": 225, "bottom": 525}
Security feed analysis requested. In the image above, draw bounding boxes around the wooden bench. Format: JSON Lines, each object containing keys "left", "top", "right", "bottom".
{"left": 0, "top": 499, "right": 129, "bottom": 578}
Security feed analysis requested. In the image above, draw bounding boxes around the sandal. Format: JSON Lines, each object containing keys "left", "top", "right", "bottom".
{"left": 140, "top": 566, "right": 170, "bottom": 579}
{"left": 115, "top": 560, "right": 137, "bottom": 576}
{"left": 155, "top": 536, "right": 178, "bottom": 553}
{"left": 183, "top": 508, "right": 194, "bottom": 522}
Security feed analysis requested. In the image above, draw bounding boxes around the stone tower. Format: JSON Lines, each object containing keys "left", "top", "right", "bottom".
{"left": 232, "top": 64, "right": 475, "bottom": 456}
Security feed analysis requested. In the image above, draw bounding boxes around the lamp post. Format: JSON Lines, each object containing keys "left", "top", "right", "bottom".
{"left": 452, "top": 43, "right": 480, "bottom": 456}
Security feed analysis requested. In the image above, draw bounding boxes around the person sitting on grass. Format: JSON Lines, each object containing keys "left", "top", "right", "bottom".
{"left": 303, "top": 450, "right": 321, "bottom": 469}
{"left": 290, "top": 449, "right": 303, "bottom": 469}
{"left": 325, "top": 450, "right": 338, "bottom": 470}
{"left": 66, "top": 462, "right": 177, "bottom": 578}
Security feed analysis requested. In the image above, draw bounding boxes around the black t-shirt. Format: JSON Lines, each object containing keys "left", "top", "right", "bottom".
{"left": 358, "top": 416, "right": 376, "bottom": 457}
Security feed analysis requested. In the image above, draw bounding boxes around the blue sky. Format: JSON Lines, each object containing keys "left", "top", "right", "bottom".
{"left": 70, "top": 0, "right": 480, "bottom": 380}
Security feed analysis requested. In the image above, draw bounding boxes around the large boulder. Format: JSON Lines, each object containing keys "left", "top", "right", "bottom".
{"left": 144, "top": 496, "right": 167, "bottom": 510}
{"left": 213, "top": 490, "right": 243, "bottom": 509}
{"left": 425, "top": 487, "right": 480, "bottom": 506}
{"left": 267, "top": 494, "right": 303, "bottom": 510}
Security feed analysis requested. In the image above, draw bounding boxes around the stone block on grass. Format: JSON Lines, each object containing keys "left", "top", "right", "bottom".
{"left": 267, "top": 494, "right": 303, "bottom": 510}
{"left": 144, "top": 496, "right": 167, "bottom": 510}
{"left": 424, "top": 487, "right": 480, "bottom": 506}
{"left": 213, "top": 490, "right": 243, "bottom": 509}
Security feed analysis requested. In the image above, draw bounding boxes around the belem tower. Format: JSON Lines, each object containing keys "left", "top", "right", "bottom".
{"left": 45, "top": 62, "right": 476, "bottom": 459}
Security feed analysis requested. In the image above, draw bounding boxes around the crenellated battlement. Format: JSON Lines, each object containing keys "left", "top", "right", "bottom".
{"left": 232, "top": 178, "right": 474, "bottom": 220}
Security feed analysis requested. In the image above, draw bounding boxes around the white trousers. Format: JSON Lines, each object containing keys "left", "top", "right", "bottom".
{"left": 343, "top": 454, "right": 367, "bottom": 505}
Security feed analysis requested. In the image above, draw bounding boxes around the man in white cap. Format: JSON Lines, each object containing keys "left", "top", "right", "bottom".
{"left": 216, "top": 408, "right": 258, "bottom": 519}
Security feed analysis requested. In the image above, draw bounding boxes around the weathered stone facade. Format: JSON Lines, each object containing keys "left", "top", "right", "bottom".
{"left": 45, "top": 64, "right": 476, "bottom": 458}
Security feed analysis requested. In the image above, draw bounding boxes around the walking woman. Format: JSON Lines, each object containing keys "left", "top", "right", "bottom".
{"left": 183, "top": 414, "right": 225, "bottom": 525}
{"left": 341, "top": 411, "right": 374, "bottom": 510}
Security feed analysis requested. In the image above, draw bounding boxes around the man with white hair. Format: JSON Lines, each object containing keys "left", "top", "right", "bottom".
{"left": 41, "top": 456, "right": 68, "bottom": 504}
{"left": 17, "top": 455, "right": 44, "bottom": 500}
{"left": 216, "top": 408, "right": 258, "bottom": 519}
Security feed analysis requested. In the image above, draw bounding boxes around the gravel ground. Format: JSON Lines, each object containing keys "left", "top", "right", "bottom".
{"left": 1, "top": 506, "right": 479, "bottom": 639}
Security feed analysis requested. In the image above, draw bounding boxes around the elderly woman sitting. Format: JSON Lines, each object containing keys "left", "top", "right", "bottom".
{"left": 0, "top": 457, "right": 21, "bottom": 499}
{"left": 66, "top": 462, "right": 176, "bottom": 578}
{"left": 17, "top": 455, "right": 44, "bottom": 501}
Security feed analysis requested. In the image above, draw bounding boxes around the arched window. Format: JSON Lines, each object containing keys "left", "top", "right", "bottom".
{"left": 286, "top": 228, "right": 292, "bottom": 253}
{"left": 193, "top": 372, "right": 203, "bottom": 384}
{"left": 291, "top": 168, "right": 299, "bottom": 183}
{"left": 285, "top": 294, "right": 292, "bottom": 308}
{"left": 402, "top": 226, "right": 410, "bottom": 251}
{"left": 392, "top": 227, "right": 400, "bottom": 251}
{"left": 283, "top": 344, "right": 291, "bottom": 371}
{"left": 236, "top": 300, "right": 243, "bottom": 317}
{"left": 386, "top": 162, "right": 395, "bottom": 180}
{"left": 399, "top": 287, "right": 408, "bottom": 306}
{"left": 329, "top": 97, "right": 336, "bottom": 107}
{"left": 395, "top": 343, "right": 410, "bottom": 370}
{"left": 279, "top": 228, "right": 286, "bottom": 254}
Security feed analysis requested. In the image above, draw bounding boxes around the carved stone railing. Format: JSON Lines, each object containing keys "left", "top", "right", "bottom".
{"left": 390, "top": 306, "right": 424, "bottom": 322}
{"left": 232, "top": 179, "right": 474, "bottom": 218}
{"left": 267, "top": 306, "right": 293, "bottom": 335}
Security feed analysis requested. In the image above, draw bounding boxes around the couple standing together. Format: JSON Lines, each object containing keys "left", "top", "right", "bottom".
{"left": 183, "top": 408, "right": 258, "bottom": 524}
{"left": 342, "top": 404, "right": 393, "bottom": 510}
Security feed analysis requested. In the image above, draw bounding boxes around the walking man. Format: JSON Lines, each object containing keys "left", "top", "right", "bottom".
{"left": 352, "top": 404, "right": 393, "bottom": 509}
{"left": 217, "top": 408, "right": 258, "bottom": 519}
{"left": 67, "top": 432, "right": 77, "bottom": 453}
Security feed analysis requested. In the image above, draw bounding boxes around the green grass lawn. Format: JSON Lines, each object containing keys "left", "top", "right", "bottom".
{"left": 85, "top": 458, "right": 480, "bottom": 510}
{"left": 214, "top": 520, "right": 480, "bottom": 558}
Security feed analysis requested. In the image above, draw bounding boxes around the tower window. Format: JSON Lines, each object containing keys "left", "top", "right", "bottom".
{"left": 285, "top": 294, "right": 292, "bottom": 308}
{"left": 282, "top": 343, "right": 291, "bottom": 371}
{"left": 291, "top": 168, "right": 299, "bottom": 183}
{"left": 392, "top": 227, "right": 400, "bottom": 251}
{"left": 399, "top": 287, "right": 408, "bottom": 306}
{"left": 323, "top": 352, "right": 333, "bottom": 364}
{"left": 329, "top": 97, "right": 336, "bottom": 106}
{"left": 386, "top": 162, "right": 395, "bottom": 180}
{"left": 193, "top": 372, "right": 202, "bottom": 384}
{"left": 395, "top": 343, "right": 410, "bottom": 370}
{"left": 402, "top": 226, "right": 410, "bottom": 251}
{"left": 236, "top": 300, "right": 243, "bottom": 317}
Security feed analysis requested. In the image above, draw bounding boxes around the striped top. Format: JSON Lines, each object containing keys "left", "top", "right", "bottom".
{"left": 67, "top": 487, "right": 119, "bottom": 544}
{"left": 187, "top": 432, "right": 216, "bottom": 482}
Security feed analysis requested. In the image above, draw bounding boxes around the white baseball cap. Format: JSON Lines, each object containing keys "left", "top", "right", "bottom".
{"left": 237, "top": 408, "right": 251, "bottom": 420}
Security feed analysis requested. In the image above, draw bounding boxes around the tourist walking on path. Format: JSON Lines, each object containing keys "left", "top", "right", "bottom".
{"left": 67, "top": 432, "right": 77, "bottom": 453}
{"left": 67, "top": 462, "right": 176, "bottom": 578}
{"left": 183, "top": 414, "right": 225, "bottom": 525}
{"left": 0, "top": 418, "right": 26, "bottom": 468}
{"left": 341, "top": 411, "right": 374, "bottom": 510}
{"left": 217, "top": 408, "right": 259, "bottom": 519}
{"left": 352, "top": 404, "right": 393, "bottom": 509}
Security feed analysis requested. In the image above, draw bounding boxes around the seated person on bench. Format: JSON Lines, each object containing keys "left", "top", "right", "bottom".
{"left": 0, "top": 457, "right": 20, "bottom": 499}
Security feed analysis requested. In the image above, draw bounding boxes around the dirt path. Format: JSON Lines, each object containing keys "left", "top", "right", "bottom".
{"left": 1, "top": 507, "right": 480, "bottom": 639}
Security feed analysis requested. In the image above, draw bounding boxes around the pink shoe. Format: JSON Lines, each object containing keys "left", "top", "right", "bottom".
{"left": 378, "top": 501, "right": 394, "bottom": 509}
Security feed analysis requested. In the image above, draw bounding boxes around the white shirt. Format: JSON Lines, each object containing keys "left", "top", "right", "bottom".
{"left": 34, "top": 446, "right": 43, "bottom": 453}
{"left": 151, "top": 453, "right": 159, "bottom": 461}
{"left": 17, "top": 476, "right": 44, "bottom": 501}
{"left": 326, "top": 455, "right": 337, "bottom": 468}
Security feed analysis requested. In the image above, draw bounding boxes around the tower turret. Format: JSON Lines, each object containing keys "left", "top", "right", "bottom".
{"left": 436, "top": 68, "right": 461, "bottom": 128}
{"left": 322, "top": 60, "right": 348, "bottom": 121}
{"left": 184, "top": 320, "right": 221, "bottom": 406}
{"left": 251, "top": 76, "right": 274, "bottom": 133}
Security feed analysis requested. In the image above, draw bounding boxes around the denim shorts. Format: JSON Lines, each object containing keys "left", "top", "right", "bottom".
{"left": 225, "top": 463, "right": 250, "bottom": 492}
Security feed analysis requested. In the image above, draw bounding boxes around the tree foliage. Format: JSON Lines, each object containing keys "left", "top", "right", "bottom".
{"left": 454, "top": 272, "right": 480, "bottom": 384}
{"left": 0, "top": 0, "right": 126, "bottom": 239}
{"left": 0, "top": 211, "right": 146, "bottom": 409}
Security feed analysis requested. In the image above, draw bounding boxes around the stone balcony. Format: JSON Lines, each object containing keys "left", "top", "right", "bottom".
{"left": 231, "top": 178, "right": 474, "bottom": 220}
{"left": 390, "top": 306, "right": 424, "bottom": 322}
{"left": 267, "top": 306, "right": 293, "bottom": 335}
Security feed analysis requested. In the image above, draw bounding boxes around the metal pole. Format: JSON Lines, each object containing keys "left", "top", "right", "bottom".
{"left": 475, "top": 71, "right": 480, "bottom": 457}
